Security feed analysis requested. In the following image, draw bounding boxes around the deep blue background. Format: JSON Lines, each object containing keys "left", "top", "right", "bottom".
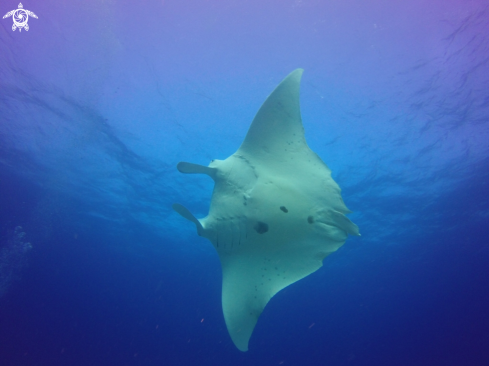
{"left": 1, "top": 0, "right": 489, "bottom": 365}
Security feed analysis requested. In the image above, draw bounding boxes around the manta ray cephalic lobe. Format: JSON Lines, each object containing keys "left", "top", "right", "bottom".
{"left": 173, "top": 69, "right": 360, "bottom": 351}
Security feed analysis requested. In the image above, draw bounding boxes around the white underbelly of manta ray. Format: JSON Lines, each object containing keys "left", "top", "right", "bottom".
{"left": 173, "top": 69, "right": 360, "bottom": 352}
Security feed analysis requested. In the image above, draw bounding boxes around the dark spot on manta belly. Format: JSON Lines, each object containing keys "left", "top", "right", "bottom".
{"left": 280, "top": 206, "right": 288, "bottom": 213}
{"left": 254, "top": 221, "right": 269, "bottom": 234}
{"left": 307, "top": 216, "right": 314, "bottom": 224}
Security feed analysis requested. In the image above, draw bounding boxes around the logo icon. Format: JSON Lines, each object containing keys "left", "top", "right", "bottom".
{"left": 3, "top": 3, "right": 37, "bottom": 32}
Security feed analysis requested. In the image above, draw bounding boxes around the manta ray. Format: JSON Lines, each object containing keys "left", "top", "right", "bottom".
{"left": 173, "top": 69, "right": 360, "bottom": 351}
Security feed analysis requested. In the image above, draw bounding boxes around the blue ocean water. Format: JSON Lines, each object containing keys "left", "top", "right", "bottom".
{"left": 1, "top": 0, "right": 489, "bottom": 365}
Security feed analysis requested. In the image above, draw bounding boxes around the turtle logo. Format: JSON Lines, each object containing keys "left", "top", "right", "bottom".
{"left": 3, "top": 3, "right": 38, "bottom": 32}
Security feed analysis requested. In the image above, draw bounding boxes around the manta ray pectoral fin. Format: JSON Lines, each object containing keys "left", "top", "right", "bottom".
{"left": 177, "top": 162, "right": 217, "bottom": 179}
{"left": 238, "top": 68, "right": 305, "bottom": 159}
{"left": 220, "top": 242, "right": 330, "bottom": 352}
{"left": 172, "top": 203, "right": 204, "bottom": 236}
